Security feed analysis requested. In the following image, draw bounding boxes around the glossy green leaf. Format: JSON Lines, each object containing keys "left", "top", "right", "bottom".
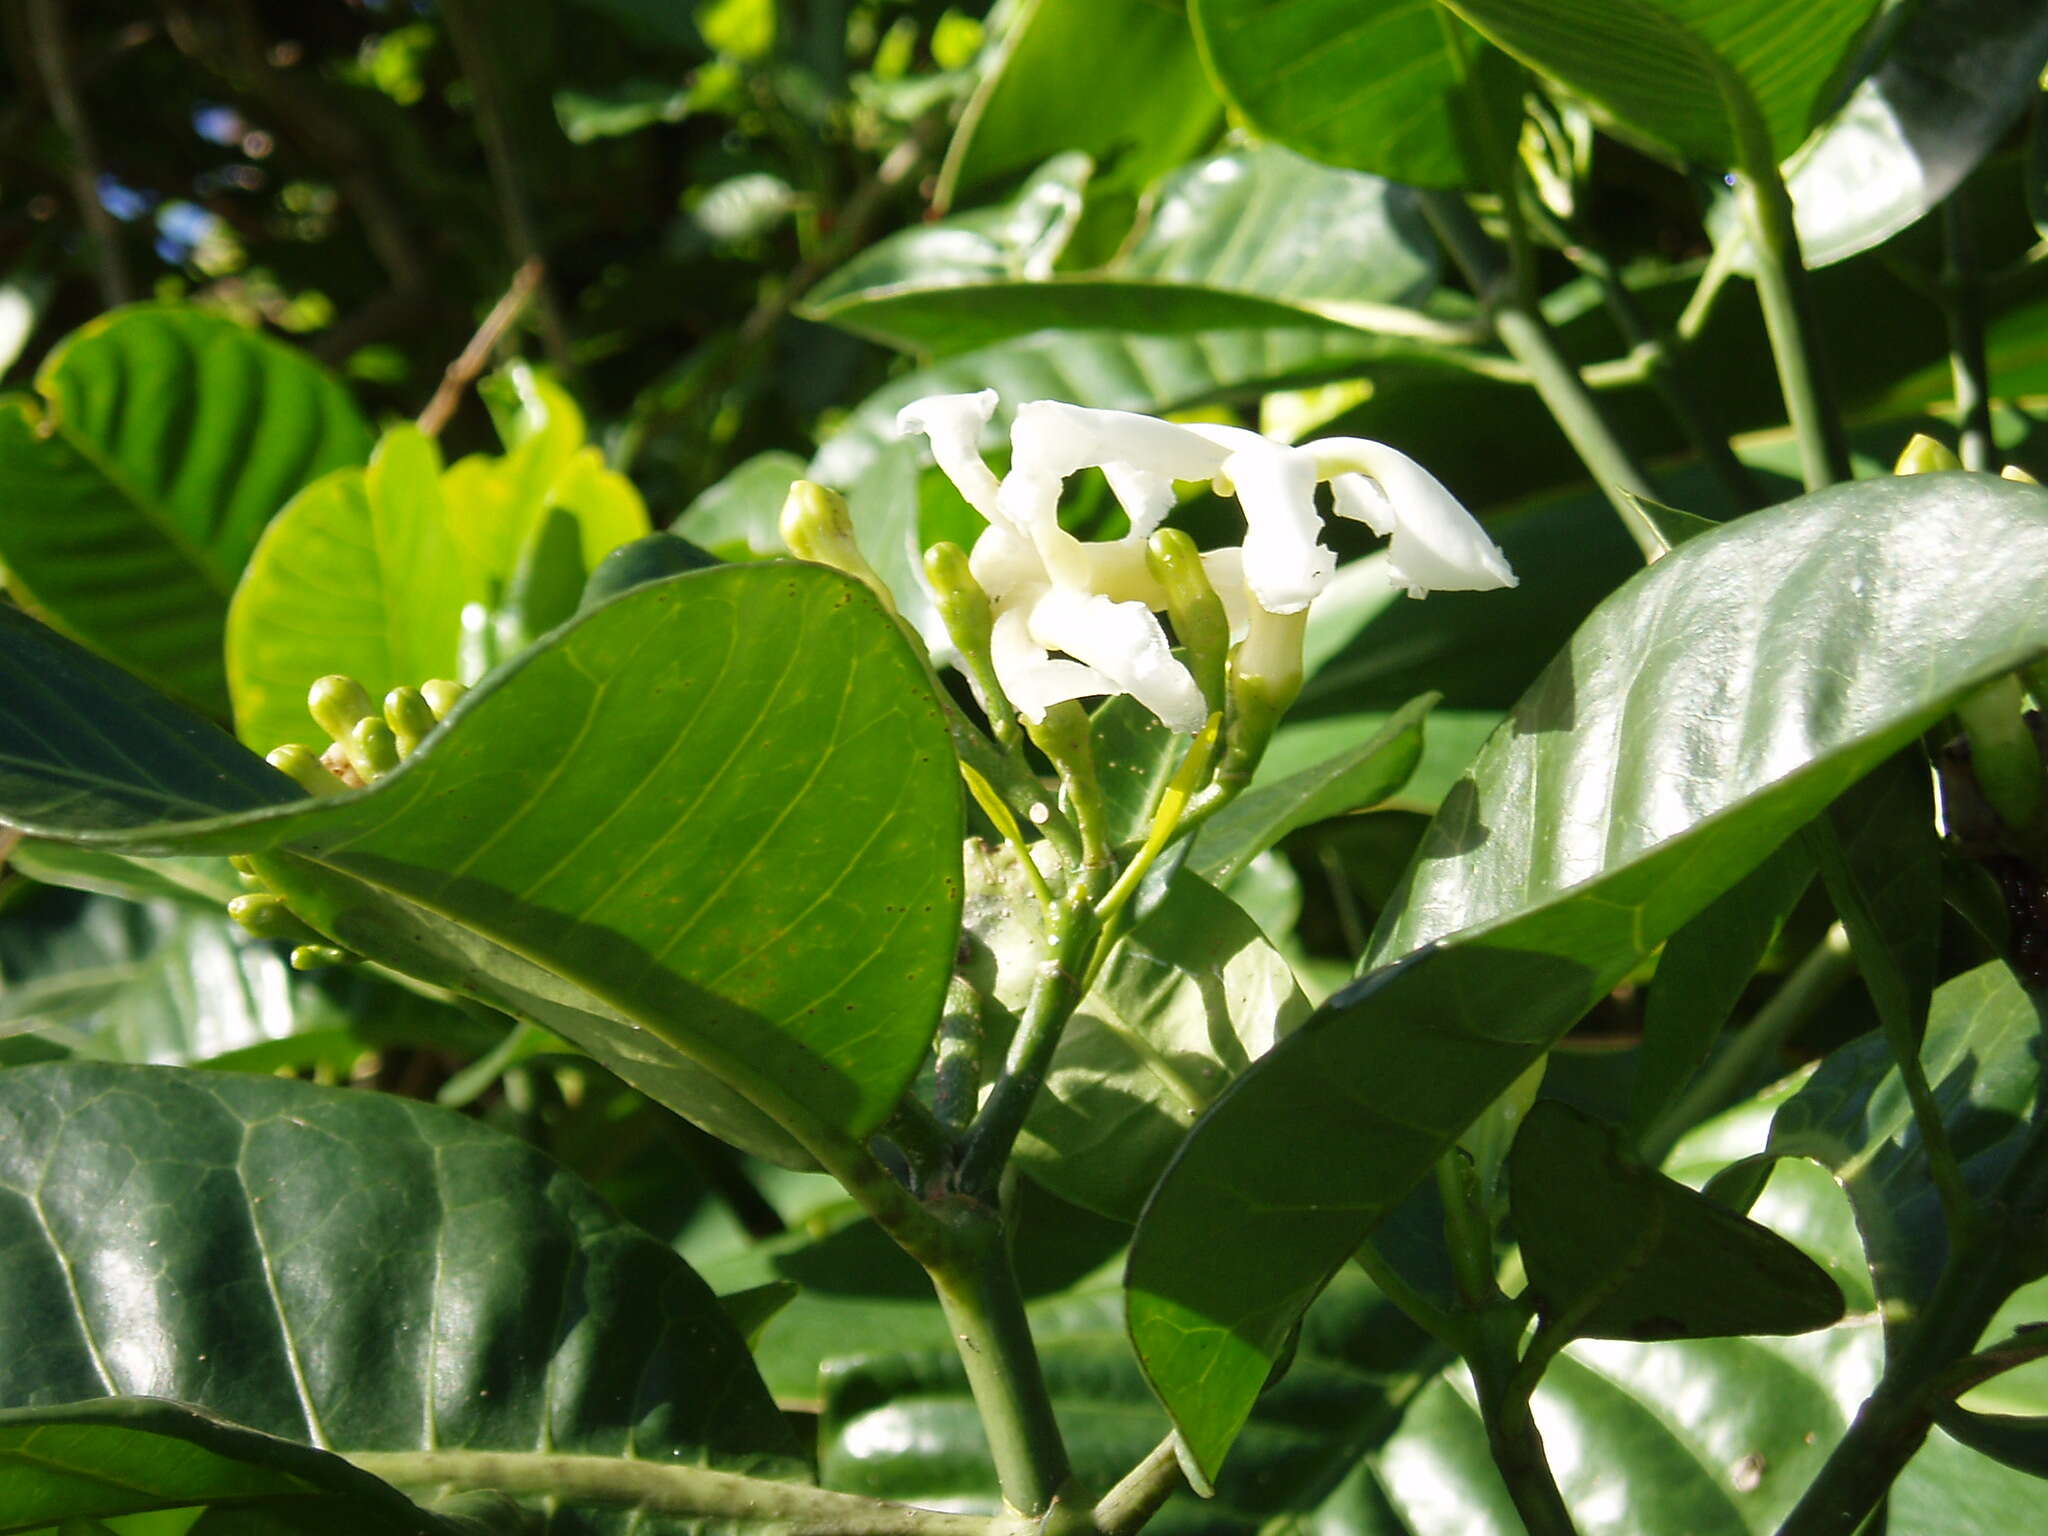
{"left": 1768, "top": 958, "right": 2045, "bottom": 1332}
{"left": 0, "top": 1399, "right": 458, "bottom": 1535}
{"left": 1811, "top": 747, "right": 1942, "bottom": 1047}
{"left": 0, "top": 1063, "right": 800, "bottom": 1532}
{"left": 1510, "top": 1100, "right": 1843, "bottom": 1341}
{"left": 1189, "top": 695, "right": 1433, "bottom": 887}
{"left": 1764, "top": 0, "right": 2048, "bottom": 267}
{"left": 807, "top": 145, "right": 1439, "bottom": 357}
{"left": 225, "top": 427, "right": 470, "bottom": 755}
{"left": 0, "top": 891, "right": 362, "bottom": 1069}
{"left": 1629, "top": 841, "right": 1812, "bottom": 1136}
{"left": 0, "top": 308, "right": 371, "bottom": 716}
{"left": 0, "top": 565, "right": 964, "bottom": 1162}
{"left": 1440, "top": 0, "right": 1884, "bottom": 168}
{"left": 937, "top": 0, "right": 1220, "bottom": 206}
{"left": 1091, "top": 696, "right": 1179, "bottom": 850}
{"left": 1127, "top": 473, "right": 2048, "bottom": 1478}
{"left": 672, "top": 449, "right": 809, "bottom": 560}
{"left": 7, "top": 844, "right": 243, "bottom": 909}
{"left": 1187, "top": 0, "right": 1508, "bottom": 188}
{"left": 1016, "top": 873, "right": 1312, "bottom": 1221}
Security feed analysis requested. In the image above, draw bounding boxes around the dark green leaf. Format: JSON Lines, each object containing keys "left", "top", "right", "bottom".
{"left": 1440, "top": 0, "right": 1884, "bottom": 168}
{"left": 717, "top": 1282, "right": 801, "bottom": 1348}
{"left": 937, "top": 0, "right": 1220, "bottom": 205}
{"left": 1127, "top": 473, "right": 2048, "bottom": 1478}
{"left": 671, "top": 450, "right": 810, "bottom": 561}
{"left": 1811, "top": 747, "right": 1942, "bottom": 1047}
{"left": 7, "top": 844, "right": 242, "bottom": 909}
{"left": 1774, "top": 0, "right": 2048, "bottom": 267}
{"left": 1187, "top": 0, "right": 1508, "bottom": 188}
{"left": 0, "top": 566, "right": 964, "bottom": 1161}
{"left": 807, "top": 146, "right": 1439, "bottom": 357}
{"left": 1510, "top": 1100, "right": 1843, "bottom": 1341}
{"left": 1624, "top": 489, "right": 1724, "bottom": 556}
{"left": 1629, "top": 841, "right": 1812, "bottom": 1136}
{"left": 1189, "top": 695, "right": 1433, "bottom": 887}
{"left": 1769, "top": 958, "right": 2044, "bottom": 1333}
{"left": 0, "top": 306, "right": 371, "bottom": 714}
{"left": 0, "top": 1398, "right": 458, "bottom": 1535}
{"left": 0, "top": 1063, "right": 800, "bottom": 1532}
{"left": 1935, "top": 1406, "right": 2048, "bottom": 1478}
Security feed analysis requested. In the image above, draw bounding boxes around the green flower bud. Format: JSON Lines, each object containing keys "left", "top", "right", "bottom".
{"left": 1146, "top": 529, "right": 1229, "bottom": 713}
{"left": 290, "top": 944, "right": 354, "bottom": 970}
{"left": 1024, "top": 699, "right": 1109, "bottom": 866}
{"left": 384, "top": 686, "right": 439, "bottom": 757}
{"left": 266, "top": 744, "right": 343, "bottom": 796}
{"left": 1894, "top": 433, "right": 1962, "bottom": 475}
{"left": 1221, "top": 605, "right": 1307, "bottom": 783}
{"left": 780, "top": 481, "right": 898, "bottom": 615}
{"left": 227, "top": 893, "right": 323, "bottom": 946}
{"left": 925, "top": 541, "right": 1020, "bottom": 747}
{"left": 308, "top": 674, "right": 375, "bottom": 746}
{"left": 348, "top": 715, "right": 401, "bottom": 781}
{"left": 421, "top": 679, "right": 467, "bottom": 719}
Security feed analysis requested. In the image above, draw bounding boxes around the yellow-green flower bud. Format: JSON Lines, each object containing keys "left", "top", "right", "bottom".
{"left": 266, "top": 744, "right": 343, "bottom": 796}
{"left": 780, "top": 480, "right": 898, "bottom": 615}
{"left": 227, "top": 893, "right": 323, "bottom": 946}
{"left": 925, "top": 541, "right": 1021, "bottom": 748}
{"left": 2003, "top": 464, "right": 2039, "bottom": 486}
{"left": 421, "top": 679, "right": 467, "bottom": 719}
{"left": 290, "top": 944, "right": 354, "bottom": 970}
{"left": 1146, "top": 529, "right": 1229, "bottom": 713}
{"left": 308, "top": 674, "right": 375, "bottom": 746}
{"left": 1220, "top": 605, "right": 1307, "bottom": 786}
{"left": 1894, "top": 433, "right": 1962, "bottom": 475}
{"left": 347, "top": 716, "right": 401, "bottom": 782}
{"left": 384, "top": 686, "right": 438, "bottom": 757}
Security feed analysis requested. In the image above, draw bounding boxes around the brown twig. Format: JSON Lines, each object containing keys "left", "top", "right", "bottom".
{"left": 416, "top": 257, "right": 545, "bottom": 438}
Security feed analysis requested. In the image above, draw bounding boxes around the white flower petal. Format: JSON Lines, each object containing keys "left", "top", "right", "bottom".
{"left": 1199, "top": 545, "right": 1252, "bottom": 643}
{"left": 1099, "top": 461, "right": 1179, "bottom": 542}
{"left": 1010, "top": 400, "right": 1233, "bottom": 487}
{"left": 897, "top": 390, "right": 1004, "bottom": 523}
{"left": 1315, "top": 437, "right": 1517, "bottom": 598}
{"left": 990, "top": 602, "right": 1114, "bottom": 720}
{"left": 968, "top": 522, "right": 1048, "bottom": 604}
{"left": 1223, "top": 442, "right": 1334, "bottom": 615}
{"left": 1026, "top": 585, "right": 1207, "bottom": 734}
{"left": 1327, "top": 471, "right": 1394, "bottom": 536}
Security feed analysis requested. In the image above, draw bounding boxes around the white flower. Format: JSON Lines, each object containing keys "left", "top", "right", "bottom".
{"left": 894, "top": 392, "right": 1514, "bottom": 734}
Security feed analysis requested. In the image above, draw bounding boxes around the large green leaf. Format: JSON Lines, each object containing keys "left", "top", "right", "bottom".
{"left": 0, "top": 306, "right": 371, "bottom": 715}
{"left": 0, "top": 890, "right": 360, "bottom": 1069}
{"left": 1768, "top": 958, "right": 2046, "bottom": 1334}
{"left": 0, "top": 1063, "right": 800, "bottom": 1532}
{"left": 0, "top": 564, "right": 964, "bottom": 1162}
{"left": 806, "top": 145, "right": 1440, "bottom": 358}
{"left": 1187, "top": 0, "right": 1508, "bottom": 188}
{"left": 1440, "top": 0, "right": 1884, "bottom": 169}
{"left": 1509, "top": 1100, "right": 1843, "bottom": 1341}
{"left": 0, "top": 1398, "right": 464, "bottom": 1535}
{"left": 1766, "top": 0, "right": 2048, "bottom": 267}
{"left": 1126, "top": 473, "right": 2048, "bottom": 1478}
{"left": 937, "top": 0, "right": 1221, "bottom": 206}
{"left": 225, "top": 428, "right": 471, "bottom": 756}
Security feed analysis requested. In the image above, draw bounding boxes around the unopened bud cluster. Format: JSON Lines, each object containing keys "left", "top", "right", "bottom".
{"left": 229, "top": 672, "right": 469, "bottom": 967}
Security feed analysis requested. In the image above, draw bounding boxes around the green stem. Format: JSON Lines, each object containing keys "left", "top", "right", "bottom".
{"left": 926, "top": 1205, "right": 1074, "bottom": 1515}
{"left": 956, "top": 897, "right": 1093, "bottom": 1197}
{"left": 1471, "top": 1353, "right": 1581, "bottom": 1536}
{"left": 1435, "top": 1149, "right": 1501, "bottom": 1311}
{"left": 1092, "top": 1437, "right": 1185, "bottom": 1536}
{"left": 1543, "top": 212, "right": 1760, "bottom": 509}
{"left": 1729, "top": 118, "right": 1851, "bottom": 490}
{"left": 349, "top": 1451, "right": 1017, "bottom": 1534}
{"left": 1418, "top": 192, "right": 1663, "bottom": 560}
{"left": 1352, "top": 1240, "right": 1470, "bottom": 1352}
{"left": 1637, "top": 924, "right": 1854, "bottom": 1166}
{"left": 1941, "top": 188, "right": 1996, "bottom": 473}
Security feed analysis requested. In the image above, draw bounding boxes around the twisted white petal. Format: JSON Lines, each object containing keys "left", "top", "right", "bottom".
{"left": 896, "top": 391, "right": 1004, "bottom": 524}
{"left": 1316, "top": 438, "right": 1517, "bottom": 598}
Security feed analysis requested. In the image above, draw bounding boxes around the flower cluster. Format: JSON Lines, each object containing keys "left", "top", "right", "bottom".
{"left": 896, "top": 391, "right": 1516, "bottom": 734}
